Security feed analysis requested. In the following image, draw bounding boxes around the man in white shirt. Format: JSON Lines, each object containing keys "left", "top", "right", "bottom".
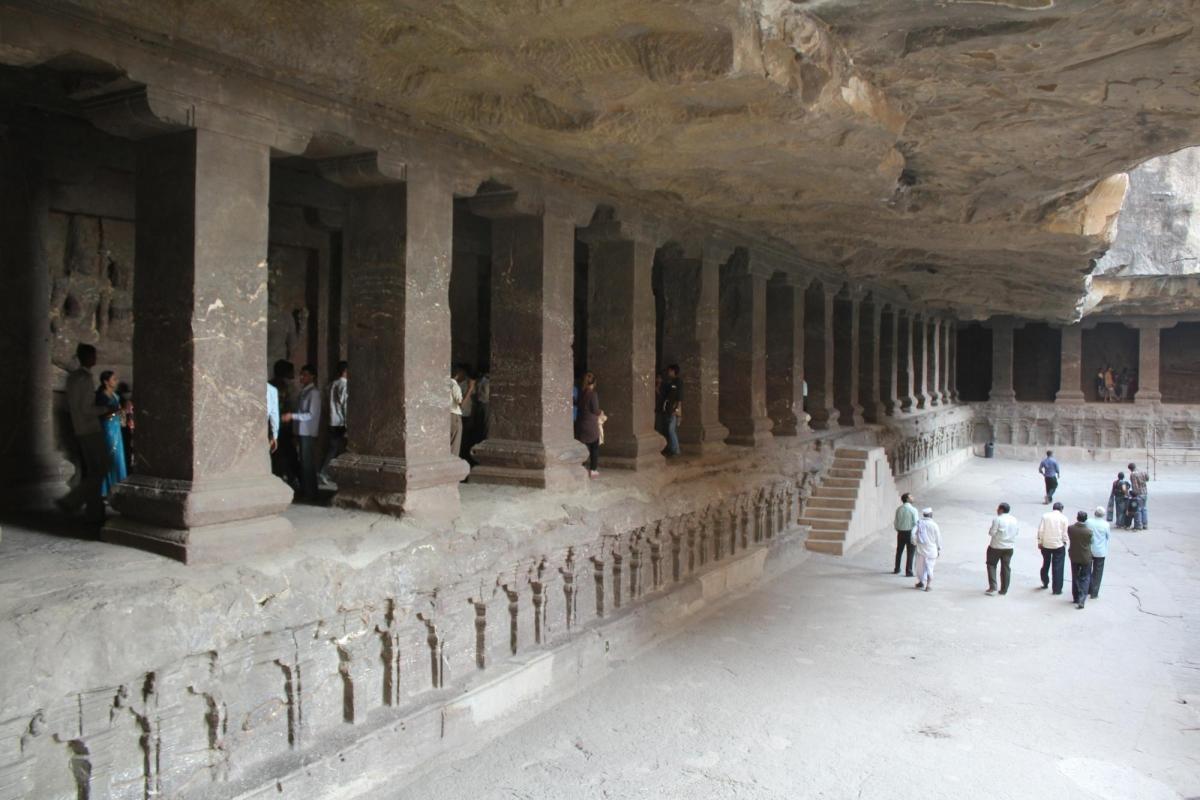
{"left": 320, "top": 361, "right": 349, "bottom": 486}
{"left": 449, "top": 369, "right": 470, "bottom": 459}
{"left": 911, "top": 508, "right": 942, "bottom": 592}
{"left": 57, "top": 343, "right": 111, "bottom": 524}
{"left": 292, "top": 364, "right": 322, "bottom": 501}
{"left": 267, "top": 382, "right": 281, "bottom": 452}
{"left": 1036, "top": 501, "right": 1069, "bottom": 594}
{"left": 985, "top": 501, "right": 1019, "bottom": 596}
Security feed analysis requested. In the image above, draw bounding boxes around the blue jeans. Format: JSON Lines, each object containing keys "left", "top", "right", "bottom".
{"left": 666, "top": 414, "right": 680, "bottom": 456}
{"left": 1106, "top": 494, "right": 1127, "bottom": 526}
{"left": 1134, "top": 497, "right": 1148, "bottom": 529}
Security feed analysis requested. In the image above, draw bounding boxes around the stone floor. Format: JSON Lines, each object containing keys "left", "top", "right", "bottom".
{"left": 395, "top": 457, "right": 1200, "bottom": 800}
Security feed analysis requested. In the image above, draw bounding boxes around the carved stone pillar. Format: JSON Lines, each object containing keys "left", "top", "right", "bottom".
{"left": 470, "top": 193, "right": 589, "bottom": 488}
{"left": 0, "top": 131, "right": 67, "bottom": 508}
{"left": 804, "top": 281, "right": 839, "bottom": 429}
{"left": 881, "top": 307, "right": 899, "bottom": 416}
{"left": 897, "top": 310, "right": 916, "bottom": 413}
{"left": 860, "top": 301, "right": 883, "bottom": 423}
{"left": 103, "top": 129, "right": 293, "bottom": 563}
{"left": 833, "top": 288, "right": 864, "bottom": 427}
{"left": 580, "top": 218, "right": 664, "bottom": 469}
{"left": 322, "top": 159, "right": 470, "bottom": 516}
{"left": 719, "top": 253, "right": 773, "bottom": 446}
{"left": 928, "top": 317, "right": 942, "bottom": 406}
{"left": 659, "top": 244, "right": 729, "bottom": 452}
{"left": 945, "top": 319, "right": 958, "bottom": 403}
{"left": 766, "top": 273, "right": 808, "bottom": 436}
{"left": 1055, "top": 324, "right": 1085, "bottom": 403}
{"left": 989, "top": 317, "right": 1017, "bottom": 402}
{"left": 1134, "top": 323, "right": 1165, "bottom": 404}
{"left": 913, "top": 313, "right": 930, "bottom": 409}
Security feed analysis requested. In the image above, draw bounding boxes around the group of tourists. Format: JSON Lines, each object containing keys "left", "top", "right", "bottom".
{"left": 1095, "top": 364, "right": 1136, "bottom": 402}
{"left": 450, "top": 365, "right": 490, "bottom": 465}
{"left": 268, "top": 358, "right": 349, "bottom": 502}
{"left": 655, "top": 365, "right": 682, "bottom": 458}
{"left": 58, "top": 343, "right": 134, "bottom": 523}
{"left": 889, "top": 453, "right": 1149, "bottom": 610}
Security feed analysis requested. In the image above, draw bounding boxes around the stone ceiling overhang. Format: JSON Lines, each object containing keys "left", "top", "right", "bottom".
{"left": 3, "top": 0, "right": 1198, "bottom": 322}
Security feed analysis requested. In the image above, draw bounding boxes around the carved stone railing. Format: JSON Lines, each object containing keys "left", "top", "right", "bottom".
{"left": 979, "top": 401, "right": 1200, "bottom": 451}
{"left": 885, "top": 419, "right": 976, "bottom": 476}
{"left": 0, "top": 470, "right": 823, "bottom": 800}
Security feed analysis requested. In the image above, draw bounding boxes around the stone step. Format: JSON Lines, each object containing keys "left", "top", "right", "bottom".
{"left": 812, "top": 487, "right": 857, "bottom": 499}
{"left": 807, "top": 497, "right": 855, "bottom": 510}
{"left": 836, "top": 448, "right": 872, "bottom": 459}
{"left": 799, "top": 516, "right": 850, "bottom": 531}
{"left": 832, "top": 456, "right": 867, "bottom": 467}
{"left": 805, "top": 539, "right": 845, "bottom": 556}
{"left": 822, "top": 477, "right": 859, "bottom": 489}
{"left": 801, "top": 506, "right": 852, "bottom": 520}
{"left": 829, "top": 468, "right": 864, "bottom": 480}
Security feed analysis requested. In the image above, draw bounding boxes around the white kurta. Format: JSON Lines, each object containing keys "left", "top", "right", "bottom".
{"left": 911, "top": 518, "right": 942, "bottom": 582}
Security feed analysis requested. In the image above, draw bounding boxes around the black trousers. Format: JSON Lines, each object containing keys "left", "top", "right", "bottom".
{"left": 1071, "top": 561, "right": 1093, "bottom": 605}
{"left": 894, "top": 529, "right": 914, "bottom": 575}
{"left": 586, "top": 440, "right": 599, "bottom": 472}
{"left": 1089, "top": 556, "right": 1106, "bottom": 598}
{"left": 1044, "top": 475, "right": 1058, "bottom": 501}
{"left": 986, "top": 547, "right": 1013, "bottom": 594}
{"left": 1039, "top": 546, "right": 1066, "bottom": 593}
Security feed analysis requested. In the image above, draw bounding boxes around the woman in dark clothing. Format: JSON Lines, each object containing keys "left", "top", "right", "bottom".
{"left": 575, "top": 372, "right": 603, "bottom": 477}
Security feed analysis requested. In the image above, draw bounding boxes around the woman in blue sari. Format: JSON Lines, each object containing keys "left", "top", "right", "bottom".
{"left": 95, "top": 370, "right": 127, "bottom": 497}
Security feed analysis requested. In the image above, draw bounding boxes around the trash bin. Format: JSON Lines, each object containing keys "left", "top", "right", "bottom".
{"left": 984, "top": 441, "right": 995, "bottom": 459}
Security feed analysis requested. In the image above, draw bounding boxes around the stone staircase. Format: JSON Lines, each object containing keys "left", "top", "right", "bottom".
{"left": 802, "top": 447, "right": 871, "bottom": 556}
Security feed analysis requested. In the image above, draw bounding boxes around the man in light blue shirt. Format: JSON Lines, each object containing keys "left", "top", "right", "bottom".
{"left": 1086, "top": 506, "right": 1110, "bottom": 600}
{"left": 893, "top": 493, "right": 919, "bottom": 577}
{"left": 1038, "top": 450, "right": 1061, "bottom": 504}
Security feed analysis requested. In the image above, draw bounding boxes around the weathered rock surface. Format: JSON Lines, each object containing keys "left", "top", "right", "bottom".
{"left": 27, "top": 0, "right": 1200, "bottom": 319}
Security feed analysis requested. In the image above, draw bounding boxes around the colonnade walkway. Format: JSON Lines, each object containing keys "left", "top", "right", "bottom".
{"left": 396, "top": 458, "right": 1200, "bottom": 800}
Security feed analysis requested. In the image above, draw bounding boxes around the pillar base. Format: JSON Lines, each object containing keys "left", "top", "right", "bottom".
{"left": 600, "top": 432, "right": 666, "bottom": 471}
{"left": 1055, "top": 391, "right": 1086, "bottom": 403}
{"left": 1135, "top": 392, "right": 1162, "bottom": 405}
{"left": 332, "top": 452, "right": 469, "bottom": 518}
{"left": 860, "top": 401, "right": 885, "bottom": 424}
{"left": 109, "top": 473, "right": 293, "bottom": 530}
{"left": 989, "top": 391, "right": 1016, "bottom": 403}
{"left": 769, "top": 411, "right": 808, "bottom": 437}
{"left": 838, "top": 406, "right": 865, "bottom": 428}
{"left": 470, "top": 438, "right": 588, "bottom": 490}
{"left": 678, "top": 421, "right": 730, "bottom": 455}
{"left": 724, "top": 416, "right": 774, "bottom": 447}
{"left": 103, "top": 513, "right": 293, "bottom": 565}
{"left": 0, "top": 452, "right": 70, "bottom": 510}
{"left": 808, "top": 407, "right": 841, "bottom": 431}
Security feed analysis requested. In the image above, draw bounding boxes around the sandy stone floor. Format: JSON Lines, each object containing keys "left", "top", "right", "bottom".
{"left": 396, "top": 457, "right": 1200, "bottom": 800}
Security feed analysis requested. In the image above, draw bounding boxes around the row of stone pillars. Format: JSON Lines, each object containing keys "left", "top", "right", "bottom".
{"left": 987, "top": 316, "right": 1166, "bottom": 404}
{"left": 0, "top": 107, "right": 959, "bottom": 563}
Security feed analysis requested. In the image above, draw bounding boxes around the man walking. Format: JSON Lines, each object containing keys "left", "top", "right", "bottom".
{"left": 320, "top": 360, "right": 348, "bottom": 486}
{"left": 892, "top": 493, "right": 919, "bottom": 577}
{"left": 57, "top": 343, "right": 111, "bottom": 524}
{"left": 1067, "top": 511, "right": 1094, "bottom": 610}
{"left": 912, "top": 508, "right": 942, "bottom": 592}
{"left": 1086, "top": 506, "right": 1110, "bottom": 600}
{"left": 293, "top": 364, "right": 322, "bottom": 501}
{"left": 1038, "top": 449, "right": 1061, "bottom": 504}
{"left": 985, "top": 502, "right": 1019, "bottom": 596}
{"left": 1127, "top": 462, "right": 1150, "bottom": 531}
{"left": 661, "top": 364, "right": 682, "bottom": 457}
{"left": 1036, "top": 501, "right": 1069, "bottom": 595}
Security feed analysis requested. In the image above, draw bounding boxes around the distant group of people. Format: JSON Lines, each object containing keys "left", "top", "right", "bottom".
{"left": 888, "top": 452, "right": 1150, "bottom": 610}
{"left": 268, "top": 358, "right": 349, "bottom": 502}
{"left": 654, "top": 365, "right": 682, "bottom": 457}
{"left": 1095, "top": 365, "right": 1136, "bottom": 402}
{"left": 450, "top": 364, "right": 489, "bottom": 464}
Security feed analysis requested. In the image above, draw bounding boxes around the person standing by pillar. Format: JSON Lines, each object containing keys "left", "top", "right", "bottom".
{"left": 985, "top": 502, "right": 1019, "bottom": 596}
{"left": 270, "top": 359, "right": 300, "bottom": 489}
{"left": 1067, "top": 511, "right": 1094, "bottom": 610}
{"left": 575, "top": 372, "right": 603, "bottom": 478}
{"left": 57, "top": 343, "right": 111, "bottom": 525}
{"left": 1127, "top": 462, "right": 1150, "bottom": 531}
{"left": 320, "top": 361, "right": 349, "bottom": 486}
{"left": 661, "top": 364, "right": 682, "bottom": 458}
{"left": 94, "top": 370, "right": 127, "bottom": 499}
{"left": 449, "top": 366, "right": 473, "bottom": 461}
{"left": 267, "top": 381, "right": 282, "bottom": 456}
{"left": 1038, "top": 449, "right": 1061, "bottom": 504}
{"left": 1086, "top": 506, "right": 1110, "bottom": 600}
{"left": 912, "top": 508, "right": 942, "bottom": 591}
{"left": 293, "top": 365, "right": 322, "bottom": 502}
{"left": 892, "top": 493, "right": 919, "bottom": 577}
{"left": 1036, "top": 501, "right": 1069, "bottom": 595}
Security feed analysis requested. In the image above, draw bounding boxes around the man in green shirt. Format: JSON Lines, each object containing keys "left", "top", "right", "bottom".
{"left": 893, "top": 493, "right": 919, "bottom": 577}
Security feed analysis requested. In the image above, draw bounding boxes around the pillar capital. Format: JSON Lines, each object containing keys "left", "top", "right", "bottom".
{"left": 468, "top": 183, "right": 595, "bottom": 226}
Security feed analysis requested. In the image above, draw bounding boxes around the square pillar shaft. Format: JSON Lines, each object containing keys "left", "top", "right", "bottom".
{"left": 661, "top": 253, "right": 728, "bottom": 452}
{"left": 946, "top": 321, "right": 958, "bottom": 402}
{"left": 586, "top": 237, "right": 664, "bottom": 469}
{"left": 332, "top": 168, "right": 469, "bottom": 516}
{"left": 0, "top": 137, "right": 66, "bottom": 507}
{"left": 766, "top": 277, "right": 806, "bottom": 436}
{"left": 719, "top": 266, "right": 773, "bottom": 445}
{"left": 990, "top": 320, "right": 1016, "bottom": 402}
{"left": 1055, "top": 325, "right": 1085, "bottom": 403}
{"left": 834, "top": 294, "right": 864, "bottom": 427}
{"left": 881, "top": 310, "right": 899, "bottom": 416}
{"left": 913, "top": 314, "right": 930, "bottom": 409}
{"left": 897, "top": 312, "right": 916, "bottom": 412}
{"left": 105, "top": 129, "right": 293, "bottom": 563}
{"left": 929, "top": 318, "right": 942, "bottom": 406}
{"left": 804, "top": 284, "right": 839, "bottom": 429}
{"left": 1135, "top": 325, "right": 1162, "bottom": 403}
{"left": 860, "top": 304, "right": 883, "bottom": 423}
{"left": 471, "top": 213, "right": 587, "bottom": 487}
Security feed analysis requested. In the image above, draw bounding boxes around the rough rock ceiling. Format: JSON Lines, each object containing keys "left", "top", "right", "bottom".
{"left": 53, "top": 0, "right": 1200, "bottom": 319}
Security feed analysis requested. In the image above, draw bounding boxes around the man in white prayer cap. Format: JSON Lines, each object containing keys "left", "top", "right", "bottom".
{"left": 911, "top": 508, "right": 942, "bottom": 592}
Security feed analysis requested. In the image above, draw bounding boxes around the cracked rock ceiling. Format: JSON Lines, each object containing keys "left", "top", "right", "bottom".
{"left": 56, "top": 0, "right": 1200, "bottom": 319}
